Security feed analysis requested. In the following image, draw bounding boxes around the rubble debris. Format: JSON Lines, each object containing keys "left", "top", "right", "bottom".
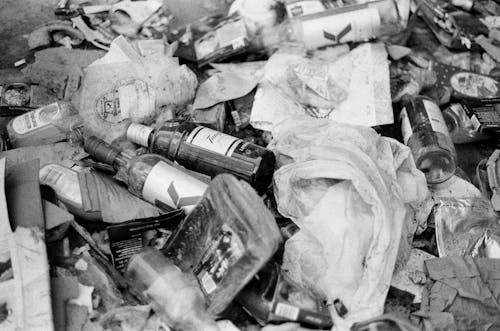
{"left": 5, "top": 0, "right": 500, "bottom": 329}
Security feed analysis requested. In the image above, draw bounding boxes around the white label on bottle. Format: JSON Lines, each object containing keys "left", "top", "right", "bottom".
{"left": 39, "top": 164, "right": 82, "bottom": 206}
{"left": 142, "top": 161, "right": 207, "bottom": 211}
{"left": 127, "top": 123, "right": 154, "bottom": 147}
{"left": 422, "top": 99, "right": 450, "bottom": 136}
{"left": 12, "top": 104, "right": 60, "bottom": 134}
{"left": 274, "top": 303, "right": 300, "bottom": 320}
{"left": 400, "top": 107, "right": 413, "bottom": 145}
{"left": 186, "top": 126, "right": 241, "bottom": 156}
{"left": 299, "top": 7, "right": 380, "bottom": 49}
{"left": 200, "top": 271, "right": 217, "bottom": 295}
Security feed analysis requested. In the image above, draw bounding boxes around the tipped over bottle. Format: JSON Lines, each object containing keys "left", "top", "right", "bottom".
{"left": 84, "top": 136, "right": 207, "bottom": 213}
{"left": 400, "top": 96, "right": 457, "bottom": 184}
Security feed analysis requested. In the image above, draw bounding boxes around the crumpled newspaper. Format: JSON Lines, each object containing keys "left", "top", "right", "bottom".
{"left": 270, "top": 117, "right": 428, "bottom": 329}
{"left": 250, "top": 42, "right": 393, "bottom": 131}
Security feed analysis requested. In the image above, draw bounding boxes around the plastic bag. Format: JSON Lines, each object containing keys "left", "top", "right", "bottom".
{"left": 433, "top": 197, "right": 500, "bottom": 257}
{"left": 76, "top": 37, "right": 197, "bottom": 143}
{"left": 270, "top": 117, "right": 428, "bottom": 327}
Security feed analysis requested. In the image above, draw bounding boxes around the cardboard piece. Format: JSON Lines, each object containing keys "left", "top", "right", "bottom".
{"left": 4, "top": 159, "right": 54, "bottom": 330}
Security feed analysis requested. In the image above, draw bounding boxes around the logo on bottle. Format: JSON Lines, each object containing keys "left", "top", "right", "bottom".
{"left": 323, "top": 24, "right": 352, "bottom": 43}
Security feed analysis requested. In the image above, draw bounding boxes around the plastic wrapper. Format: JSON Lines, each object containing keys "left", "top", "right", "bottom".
{"left": 270, "top": 117, "right": 428, "bottom": 326}
{"left": 250, "top": 42, "right": 393, "bottom": 131}
{"left": 77, "top": 37, "right": 197, "bottom": 143}
{"left": 433, "top": 197, "right": 500, "bottom": 258}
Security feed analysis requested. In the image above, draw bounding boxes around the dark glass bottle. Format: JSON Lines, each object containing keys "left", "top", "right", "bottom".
{"left": 400, "top": 96, "right": 457, "bottom": 184}
{"left": 84, "top": 136, "right": 207, "bottom": 213}
{"left": 127, "top": 121, "right": 275, "bottom": 194}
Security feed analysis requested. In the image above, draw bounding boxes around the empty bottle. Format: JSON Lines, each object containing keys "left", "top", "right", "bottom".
{"left": 7, "top": 101, "right": 82, "bottom": 148}
{"left": 127, "top": 121, "right": 275, "bottom": 194}
{"left": 163, "top": 174, "right": 281, "bottom": 315}
{"left": 400, "top": 96, "right": 457, "bottom": 184}
{"left": 126, "top": 248, "right": 220, "bottom": 331}
{"left": 84, "top": 136, "right": 207, "bottom": 213}
{"left": 261, "top": 0, "right": 409, "bottom": 50}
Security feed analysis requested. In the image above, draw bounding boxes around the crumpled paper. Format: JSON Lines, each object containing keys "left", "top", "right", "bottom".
{"left": 270, "top": 117, "right": 428, "bottom": 328}
{"left": 250, "top": 43, "right": 393, "bottom": 131}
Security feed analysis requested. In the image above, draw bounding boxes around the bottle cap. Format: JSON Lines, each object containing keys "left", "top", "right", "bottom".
{"left": 127, "top": 123, "right": 154, "bottom": 147}
{"left": 84, "top": 136, "right": 120, "bottom": 164}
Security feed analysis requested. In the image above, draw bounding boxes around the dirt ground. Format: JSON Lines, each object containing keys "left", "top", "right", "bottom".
{"left": 0, "top": 0, "right": 59, "bottom": 68}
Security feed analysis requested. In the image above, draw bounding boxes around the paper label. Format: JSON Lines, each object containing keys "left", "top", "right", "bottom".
{"left": 127, "top": 123, "right": 154, "bottom": 147}
{"left": 422, "top": 99, "right": 450, "bottom": 136}
{"left": 142, "top": 162, "right": 207, "bottom": 211}
{"left": 194, "top": 225, "right": 244, "bottom": 295}
{"left": 186, "top": 126, "right": 241, "bottom": 156}
{"left": 274, "top": 303, "right": 300, "bottom": 321}
{"left": 39, "top": 164, "right": 82, "bottom": 206}
{"left": 12, "top": 104, "right": 59, "bottom": 134}
{"left": 107, "top": 211, "right": 183, "bottom": 272}
{"left": 400, "top": 107, "right": 413, "bottom": 145}
{"left": 299, "top": 6, "right": 380, "bottom": 49}
{"left": 94, "top": 79, "right": 150, "bottom": 123}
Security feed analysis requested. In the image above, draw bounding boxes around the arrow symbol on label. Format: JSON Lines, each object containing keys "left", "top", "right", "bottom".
{"left": 167, "top": 182, "right": 202, "bottom": 208}
{"left": 323, "top": 24, "right": 352, "bottom": 43}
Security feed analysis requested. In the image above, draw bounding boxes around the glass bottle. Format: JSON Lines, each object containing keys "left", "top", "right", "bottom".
{"left": 261, "top": 0, "right": 409, "bottom": 50}
{"left": 84, "top": 136, "right": 207, "bottom": 213}
{"left": 162, "top": 174, "right": 281, "bottom": 315}
{"left": 126, "top": 248, "right": 220, "bottom": 331}
{"left": 127, "top": 121, "right": 275, "bottom": 194}
{"left": 6, "top": 101, "right": 82, "bottom": 148}
{"left": 400, "top": 95, "right": 457, "bottom": 184}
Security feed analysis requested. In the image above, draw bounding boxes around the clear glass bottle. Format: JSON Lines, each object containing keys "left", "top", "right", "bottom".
{"left": 400, "top": 95, "right": 457, "bottom": 184}
{"left": 126, "top": 248, "right": 220, "bottom": 331}
{"left": 6, "top": 101, "right": 82, "bottom": 148}
{"left": 127, "top": 122, "right": 275, "bottom": 194}
{"left": 442, "top": 103, "right": 489, "bottom": 144}
{"left": 262, "top": 0, "right": 409, "bottom": 50}
{"left": 84, "top": 136, "right": 207, "bottom": 213}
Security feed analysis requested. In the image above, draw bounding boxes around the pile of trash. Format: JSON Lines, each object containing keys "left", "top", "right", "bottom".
{"left": 1, "top": 0, "right": 500, "bottom": 330}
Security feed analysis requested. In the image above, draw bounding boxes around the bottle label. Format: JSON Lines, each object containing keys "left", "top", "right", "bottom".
{"left": 194, "top": 224, "right": 244, "bottom": 295}
{"left": 186, "top": 126, "right": 242, "bottom": 156}
{"left": 422, "top": 99, "right": 450, "bottom": 136}
{"left": 127, "top": 123, "right": 154, "bottom": 147}
{"left": 274, "top": 303, "right": 300, "bottom": 321}
{"left": 400, "top": 107, "right": 413, "bottom": 145}
{"left": 12, "top": 104, "right": 60, "bottom": 134}
{"left": 142, "top": 161, "right": 207, "bottom": 211}
{"left": 299, "top": 6, "right": 380, "bottom": 49}
{"left": 39, "top": 164, "right": 82, "bottom": 206}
